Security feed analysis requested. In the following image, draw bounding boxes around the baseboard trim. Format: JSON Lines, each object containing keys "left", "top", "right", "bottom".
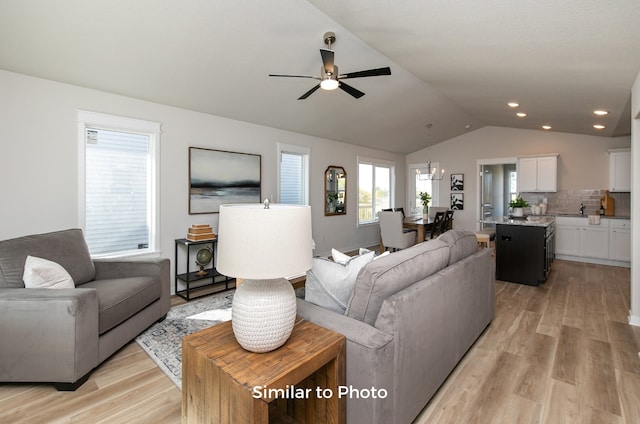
{"left": 629, "top": 314, "right": 640, "bottom": 327}
{"left": 555, "top": 254, "right": 630, "bottom": 268}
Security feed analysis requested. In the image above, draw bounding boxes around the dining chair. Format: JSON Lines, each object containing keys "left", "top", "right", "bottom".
{"left": 378, "top": 211, "right": 416, "bottom": 251}
{"left": 443, "top": 210, "right": 454, "bottom": 232}
{"left": 428, "top": 211, "right": 446, "bottom": 239}
{"left": 428, "top": 206, "right": 448, "bottom": 219}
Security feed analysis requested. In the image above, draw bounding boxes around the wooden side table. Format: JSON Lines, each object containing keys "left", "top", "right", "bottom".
{"left": 182, "top": 319, "right": 346, "bottom": 424}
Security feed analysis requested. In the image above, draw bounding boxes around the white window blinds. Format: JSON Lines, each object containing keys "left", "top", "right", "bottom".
{"left": 84, "top": 128, "right": 150, "bottom": 255}
{"left": 280, "top": 151, "right": 304, "bottom": 204}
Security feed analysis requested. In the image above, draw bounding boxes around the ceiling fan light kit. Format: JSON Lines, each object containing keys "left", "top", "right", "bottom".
{"left": 269, "top": 31, "right": 391, "bottom": 100}
{"left": 320, "top": 65, "right": 339, "bottom": 90}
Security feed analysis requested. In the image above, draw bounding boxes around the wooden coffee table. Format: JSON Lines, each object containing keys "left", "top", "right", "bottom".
{"left": 182, "top": 318, "right": 346, "bottom": 424}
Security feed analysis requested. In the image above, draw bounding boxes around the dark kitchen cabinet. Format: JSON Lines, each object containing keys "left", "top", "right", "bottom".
{"left": 496, "top": 223, "right": 555, "bottom": 286}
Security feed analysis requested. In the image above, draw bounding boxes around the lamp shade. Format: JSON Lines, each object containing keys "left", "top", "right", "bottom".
{"left": 217, "top": 203, "right": 312, "bottom": 279}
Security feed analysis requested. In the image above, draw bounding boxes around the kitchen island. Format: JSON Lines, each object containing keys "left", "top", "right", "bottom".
{"left": 486, "top": 216, "right": 555, "bottom": 286}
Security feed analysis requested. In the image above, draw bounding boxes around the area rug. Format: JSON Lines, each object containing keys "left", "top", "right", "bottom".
{"left": 135, "top": 291, "right": 234, "bottom": 389}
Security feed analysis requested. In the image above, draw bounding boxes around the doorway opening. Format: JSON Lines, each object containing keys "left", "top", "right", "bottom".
{"left": 477, "top": 158, "right": 517, "bottom": 230}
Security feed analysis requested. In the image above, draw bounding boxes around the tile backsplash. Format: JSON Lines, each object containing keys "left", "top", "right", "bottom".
{"left": 521, "top": 190, "right": 630, "bottom": 217}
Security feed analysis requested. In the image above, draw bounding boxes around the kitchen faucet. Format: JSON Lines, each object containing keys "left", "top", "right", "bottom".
{"left": 579, "top": 202, "right": 585, "bottom": 215}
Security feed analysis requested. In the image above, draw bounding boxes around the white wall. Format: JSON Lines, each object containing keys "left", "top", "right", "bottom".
{"left": 630, "top": 71, "right": 640, "bottom": 326}
{"left": 0, "top": 70, "right": 405, "bottom": 287}
{"left": 406, "top": 126, "right": 631, "bottom": 231}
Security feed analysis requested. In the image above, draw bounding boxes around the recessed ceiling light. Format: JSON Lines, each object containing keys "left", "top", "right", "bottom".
{"left": 542, "top": 125, "right": 552, "bottom": 130}
{"left": 593, "top": 110, "right": 609, "bottom": 116}
{"left": 507, "top": 102, "right": 519, "bottom": 108}
{"left": 593, "top": 124, "right": 606, "bottom": 130}
{"left": 516, "top": 112, "right": 527, "bottom": 118}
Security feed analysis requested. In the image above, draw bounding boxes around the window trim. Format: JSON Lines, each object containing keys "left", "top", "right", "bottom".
{"left": 277, "top": 143, "right": 310, "bottom": 205}
{"left": 357, "top": 156, "right": 396, "bottom": 227}
{"left": 77, "top": 110, "right": 161, "bottom": 258}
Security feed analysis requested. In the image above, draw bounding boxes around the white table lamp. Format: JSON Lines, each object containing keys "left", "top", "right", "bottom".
{"left": 217, "top": 201, "right": 312, "bottom": 353}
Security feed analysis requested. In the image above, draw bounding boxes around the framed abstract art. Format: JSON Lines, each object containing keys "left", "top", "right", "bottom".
{"left": 189, "top": 147, "right": 261, "bottom": 214}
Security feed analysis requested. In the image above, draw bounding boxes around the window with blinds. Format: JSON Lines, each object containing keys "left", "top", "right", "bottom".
{"left": 278, "top": 144, "right": 309, "bottom": 205}
{"left": 78, "top": 110, "right": 160, "bottom": 258}
{"left": 280, "top": 152, "right": 303, "bottom": 204}
{"left": 84, "top": 128, "right": 151, "bottom": 255}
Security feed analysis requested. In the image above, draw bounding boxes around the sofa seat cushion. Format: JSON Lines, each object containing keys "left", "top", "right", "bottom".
{"left": 347, "top": 239, "right": 450, "bottom": 325}
{"left": 438, "top": 229, "right": 479, "bottom": 265}
{"left": 81, "top": 276, "right": 161, "bottom": 334}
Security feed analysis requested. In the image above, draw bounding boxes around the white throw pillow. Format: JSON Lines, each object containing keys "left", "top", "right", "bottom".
{"left": 305, "top": 250, "right": 375, "bottom": 313}
{"left": 331, "top": 248, "right": 353, "bottom": 265}
{"left": 23, "top": 255, "right": 75, "bottom": 289}
{"left": 359, "top": 248, "right": 390, "bottom": 260}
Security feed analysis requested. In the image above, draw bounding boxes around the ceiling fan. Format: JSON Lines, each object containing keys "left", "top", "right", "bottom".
{"left": 269, "top": 31, "right": 391, "bottom": 100}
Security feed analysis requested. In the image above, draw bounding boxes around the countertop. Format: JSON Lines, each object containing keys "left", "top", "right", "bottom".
{"left": 482, "top": 216, "right": 555, "bottom": 227}
{"left": 549, "top": 213, "right": 630, "bottom": 219}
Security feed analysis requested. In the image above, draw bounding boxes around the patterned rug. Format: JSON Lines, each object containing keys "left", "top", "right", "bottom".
{"left": 135, "top": 291, "right": 234, "bottom": 389}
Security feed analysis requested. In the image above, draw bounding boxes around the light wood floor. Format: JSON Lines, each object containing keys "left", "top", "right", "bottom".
{"left": 1, "top": 260, "right": 638, "bottom": 423}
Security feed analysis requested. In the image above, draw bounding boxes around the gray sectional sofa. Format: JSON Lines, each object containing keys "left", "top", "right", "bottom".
{"left": 297, "top": 229, "right": 495, "bottom": 424}
{"left": 0, "top": 229, "right": 170, "bottom": 390}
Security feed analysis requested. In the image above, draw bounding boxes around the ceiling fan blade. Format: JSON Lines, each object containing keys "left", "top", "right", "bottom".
{"left": 340, "top": 67, "right": 392, "bottom": 79}
{"left": 339, "top": 81, "right": 365, "bottom": 99}
{"left": 269, "top": 74, "right": 320, "bottom": 80}
{"left": 320, "top": 49, "right": 335, "bottom": 73}
{"left": 298, "top": 84, "right": 321, "bottom": 100}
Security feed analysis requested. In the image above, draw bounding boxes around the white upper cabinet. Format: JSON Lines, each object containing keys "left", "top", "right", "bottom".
{"left": 609, "top": 149, "right": 631, "bottom": 192}
{"left": 517, "top": 154, "right": 558, "bottom": 192}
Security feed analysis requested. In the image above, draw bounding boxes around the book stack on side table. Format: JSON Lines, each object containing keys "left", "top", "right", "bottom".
{"left": 186, "top": 224, "right": 215, "bottom": 241}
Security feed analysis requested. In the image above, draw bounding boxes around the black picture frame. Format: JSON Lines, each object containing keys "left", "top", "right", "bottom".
{"left": 189, "top": 147, "right": 261, "bottom": 214}
{"left": 451, "top": 173, "right": 464, "bottom": 191}
{"left": 451, "top": 193, "right": 464, "bottom": 210}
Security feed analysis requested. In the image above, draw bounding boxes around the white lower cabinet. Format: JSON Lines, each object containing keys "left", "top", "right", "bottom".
{"left": 555, "top": 217, "right": 628, "bottom": 265}
{"left": 580, "top": 226, "right": 609, "bottom": 259}
{"left": 555, "top": 222, "right": 609, "bottom": 259}
{"left": 555, "top": 225, "right": 580, "bottom": 256}
{"left": 609, "top": 220, "right": 631, "bottom": 261}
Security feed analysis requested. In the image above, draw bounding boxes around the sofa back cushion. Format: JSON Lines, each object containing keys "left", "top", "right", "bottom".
{"left": 0, "top": 229, "right": 96, "bottom": 288}
{"left": 346, "top": 239, "right": 450, "bottom": 325}
{"left": 438, "top": 229, "right": 479, "bottom": 265}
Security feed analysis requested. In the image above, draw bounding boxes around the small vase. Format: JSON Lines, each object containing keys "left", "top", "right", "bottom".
{"left": 512, "top": 207, "right": 524, "bottom": 217}
{"left": 423, "top": 205, "right": 429, "bottom": 220}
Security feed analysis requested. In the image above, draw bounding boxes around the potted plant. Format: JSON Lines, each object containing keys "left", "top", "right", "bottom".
{"left": 509, "top": 196, "right": 530, "bottom": 217}
{"left": 419, "top": 192, "right": 432, "bottom": 219}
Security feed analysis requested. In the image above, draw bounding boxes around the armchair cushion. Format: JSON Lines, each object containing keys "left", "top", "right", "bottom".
{"left": 81, "top": 276, "right": 161, "bottom": 334}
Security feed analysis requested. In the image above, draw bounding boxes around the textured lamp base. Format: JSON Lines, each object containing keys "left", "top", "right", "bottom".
{"left": 231, "top": 278, "right": 297, "bottom": 353}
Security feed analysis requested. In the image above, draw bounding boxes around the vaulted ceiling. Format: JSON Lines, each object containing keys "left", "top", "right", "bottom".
{"left": 1, "top": 0, "right": 638, "bottom": 154}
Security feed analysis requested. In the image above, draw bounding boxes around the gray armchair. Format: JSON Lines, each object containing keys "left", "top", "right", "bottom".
{"left": 0, "top": 229, "right": 170, "bottom": 390}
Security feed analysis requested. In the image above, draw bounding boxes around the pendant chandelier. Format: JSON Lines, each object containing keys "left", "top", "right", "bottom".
{"left": 416, "top": 123, "right": 444, "bottom": 181}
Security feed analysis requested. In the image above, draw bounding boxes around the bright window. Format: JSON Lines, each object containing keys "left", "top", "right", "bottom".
{"left": 358, "top": 157, "right": 394, "bottom": 225}
{"left": 408, "top": 162, "right": 441, "bottom": 215}
{"left": 509, "top": 171, "right": 518, "bottom": 202}
{"left": 78, "top": 111, "right": 160, "bottom": 257}
{"left": 278, "top": 143, "right": 310, "bottom": 205}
